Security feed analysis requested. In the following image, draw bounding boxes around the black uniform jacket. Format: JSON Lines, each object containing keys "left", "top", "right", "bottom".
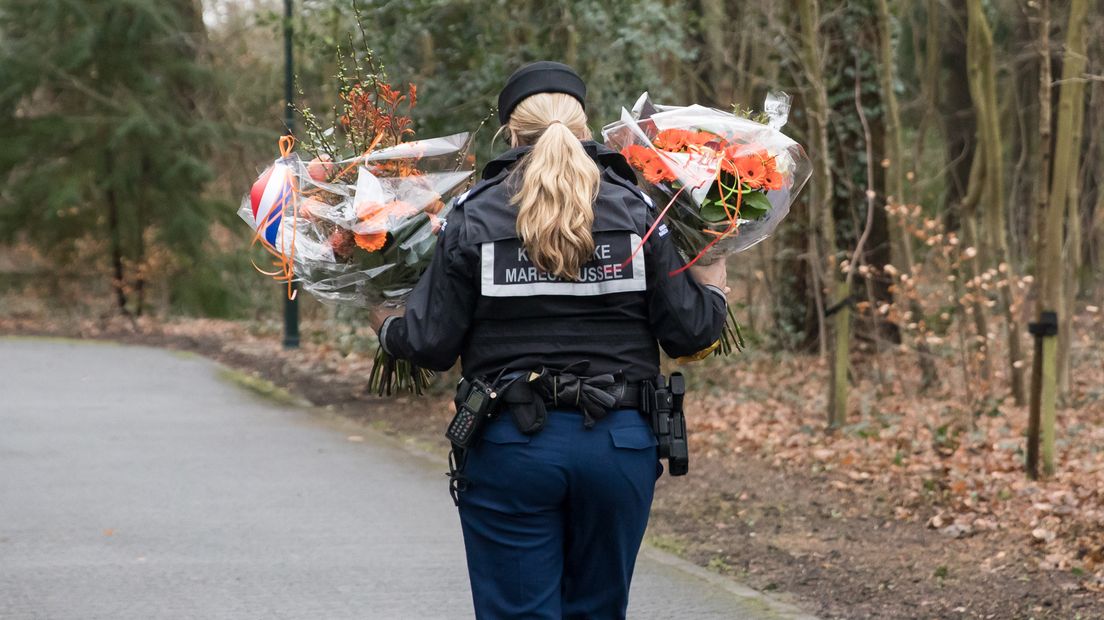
{"left": 381, "top": 141, "right": 727, "bottom": 383}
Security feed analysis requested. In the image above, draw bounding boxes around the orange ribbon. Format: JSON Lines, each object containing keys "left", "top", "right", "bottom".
{"left": 619, "top": 182, "right": 687, "bottom": 270}
{"left": 669, "top": 157, "right": 743, "bottom": 276}
{"left": 249, "top": 135, "right": 300, "bottom": 300}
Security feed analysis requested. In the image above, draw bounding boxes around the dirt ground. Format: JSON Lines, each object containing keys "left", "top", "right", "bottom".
{"left": 4, "top": 318, "right": 1102, "bottom": 620}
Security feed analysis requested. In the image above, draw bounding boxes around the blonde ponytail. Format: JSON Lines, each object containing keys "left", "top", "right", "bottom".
{"left": 506, "top": 93, "right": 600, "bottom": 281}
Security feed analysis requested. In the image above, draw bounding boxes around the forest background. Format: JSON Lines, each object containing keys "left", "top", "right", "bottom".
{"left": 1, "top": 0, "right": 1103, "bottom": 616}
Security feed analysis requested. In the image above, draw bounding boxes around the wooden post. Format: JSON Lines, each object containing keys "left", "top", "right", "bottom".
{"left": 1026, "top": 311, "right": 1057, "bottom": 478}
{"left": 829, "top": 281, "right": 851, "bottom": 429}
{"left": 1040, "top": 328, "right": 1058, "bottom": 477}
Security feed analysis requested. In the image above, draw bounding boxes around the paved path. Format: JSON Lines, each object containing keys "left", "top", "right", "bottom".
{"left": 0, "top": 338, "right": 814, "bottom": 619}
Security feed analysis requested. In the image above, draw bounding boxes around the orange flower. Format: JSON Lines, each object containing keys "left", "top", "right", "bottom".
{"left": 730, "top": 156, "right": 767, "bottom": 186}
{"left": 377, "top": 83, "right": 402, "bottom": 106}
{"left": 357, "top": 200, "right": 417, "bottom": 229}
{"left": 763, "top": 169, "right": 784, "bottom": 191}
{"left": 685, "top": 131, "right": 716, "bottom": 147}
{"left": 354, "top": 231, "right": 387, "bottom": 252}
{"left": 656, "top": 129, "right": 716, "bottom": 152}
{"left": 643, "top": 157, "right": 677, "bottom": 184}
{"left": 356, "top": 200, "right": 385, "bottom": 221}
{"left": 621, "top": 144, "right": 654, "bottom": 169}
{"left": 720, "top": 144, "right": 774, "bottom": 189}
{"left": 351, "top": 199, "right": 418, "bottom": 254}
{"left": 654, "top": 128, "right": 691, "bottom": 151}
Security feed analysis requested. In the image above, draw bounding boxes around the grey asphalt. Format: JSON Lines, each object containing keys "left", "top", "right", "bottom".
{"left": 0, "top": 338, "right": 814, "bottom": 619}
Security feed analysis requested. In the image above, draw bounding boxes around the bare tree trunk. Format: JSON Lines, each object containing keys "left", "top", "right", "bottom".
{"left": 941, "top": 2, "right": 976, "bottom": 231}
{"left": 135, "top": 156, "right": 152, "bottom": 318}
{"left": 734, "top": 19, "right": 752, "bottom": 109}
{"left": 1085, "top": 66, "right": 1104, "bottom": 290}
{"left": 875, "top": 0, "right": 939, "bottom": 390}
{"left": 1089, "top": 27, "right": 1104, "bottom": 282}
{"left": 910, "top": 0, "right": 941, "bottom": 178}
{"left": 966, "top": 0, "right": 1025, "bottom": 404}
{"left": 797, "top": 0, "right": 847, "bottom": 428}
{"left": 700, "top": 0, "right": 733, "bottom": 106}
{"left": 561, "top": 4, "right": 579, "bottom": 69}
{"left": 768, "top": 0, "right": 815, "bottom": 351}
{"left": 1094, "top": 173, "right": 1104, "bottom": 285}
{"left": 1032, "top": 0, "right": 1088, "bottom": 478}
{"left": 417, "top": 32, "right": 436, "bottom": 80}
{"left": 104, "top": 150, "right": 130, "bottom": 317}
{"left": 1026, "top": 0, "right": 1051, "bottom": 480}
{"left": 1058, "top": 62, "right": 1087, "bottom": 395}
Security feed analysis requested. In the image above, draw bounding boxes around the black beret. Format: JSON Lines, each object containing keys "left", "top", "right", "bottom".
{"left": 497, "top": 61, "right": 587, "bottom": 126}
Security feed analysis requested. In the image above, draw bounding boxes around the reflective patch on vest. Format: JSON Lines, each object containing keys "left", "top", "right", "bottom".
{"left": 481, "top": 233, "right": 646, "bottom": 297}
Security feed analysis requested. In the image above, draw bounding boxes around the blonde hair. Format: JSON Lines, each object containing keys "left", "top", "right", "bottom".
{"left": 505, "top": 93, "right": 600, "bottom": 280}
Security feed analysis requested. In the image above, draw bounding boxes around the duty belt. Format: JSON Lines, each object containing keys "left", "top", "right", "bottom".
{"left": 494, "top": 365, "right": 642, "bottom": 432}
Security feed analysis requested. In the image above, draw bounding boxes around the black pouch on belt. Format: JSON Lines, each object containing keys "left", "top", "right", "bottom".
{"left": 500, "top": 373, "right": 548, "bottom": 435}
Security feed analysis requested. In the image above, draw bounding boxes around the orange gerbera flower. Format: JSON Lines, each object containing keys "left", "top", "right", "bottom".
{"left": 357, "top": 200, "right": 417, "bottom": 228}
{"left": 621, "top": 144, "right": 654, "bottom": 169}
{"left": 654, "top": 128, "right": 691, "bottom": 151}
{"left": 643, "top": 157, "right": 677, "bottom": 184}
{"left": 721, "top": 144, "right": 771, "bottom": 189}
{"left": 351, "top": 199, "right": 418, "bottom": 254}
{"left": 685, "top": 131, "right": 716, "bottom": 147}
{"left": 763, "top": 169, "right": 784, "bottom": 191}
{"left": 354, "top": 231, "right": 387, "bottom": 252}
{"left": 733, "top": 156, "right": 767, "bottom": 184}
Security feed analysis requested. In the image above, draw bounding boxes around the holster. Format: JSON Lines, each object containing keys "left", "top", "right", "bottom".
{"left": 500, "top": 377, "right": 548, "bottom": 435}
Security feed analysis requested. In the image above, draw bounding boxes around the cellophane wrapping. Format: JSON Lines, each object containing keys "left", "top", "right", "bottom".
{"left": 239, "top": 133, "right": 474, "bottom": 307}
{"left": 602, "top": 92, "right": 811, "bottom": 260}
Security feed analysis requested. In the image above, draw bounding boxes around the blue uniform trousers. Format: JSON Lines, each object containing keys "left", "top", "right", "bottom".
{"left": 457, "top": 408, "right": 660, "bottom": 619}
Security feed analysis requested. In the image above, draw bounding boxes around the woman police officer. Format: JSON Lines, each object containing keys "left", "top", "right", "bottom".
{"left": 372, "top": 61, "right": 728, "bottom": 619}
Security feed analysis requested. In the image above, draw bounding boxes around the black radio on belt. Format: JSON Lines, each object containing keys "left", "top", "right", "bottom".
{"left": 446, "top": 378, "right": 499, "bottom": 448}
{"left": 646, "top": 373, "right": 689, "bottom": 476}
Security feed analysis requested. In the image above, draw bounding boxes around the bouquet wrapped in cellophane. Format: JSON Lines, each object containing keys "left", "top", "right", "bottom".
{"left": 240, "top": 133, "right": 472, "bottom": 307}
{"left": 602, "top": 92, "right": 812, "bottom": 357}
{"left": 240, "top": 57, "right": 474, "bottom": 395}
